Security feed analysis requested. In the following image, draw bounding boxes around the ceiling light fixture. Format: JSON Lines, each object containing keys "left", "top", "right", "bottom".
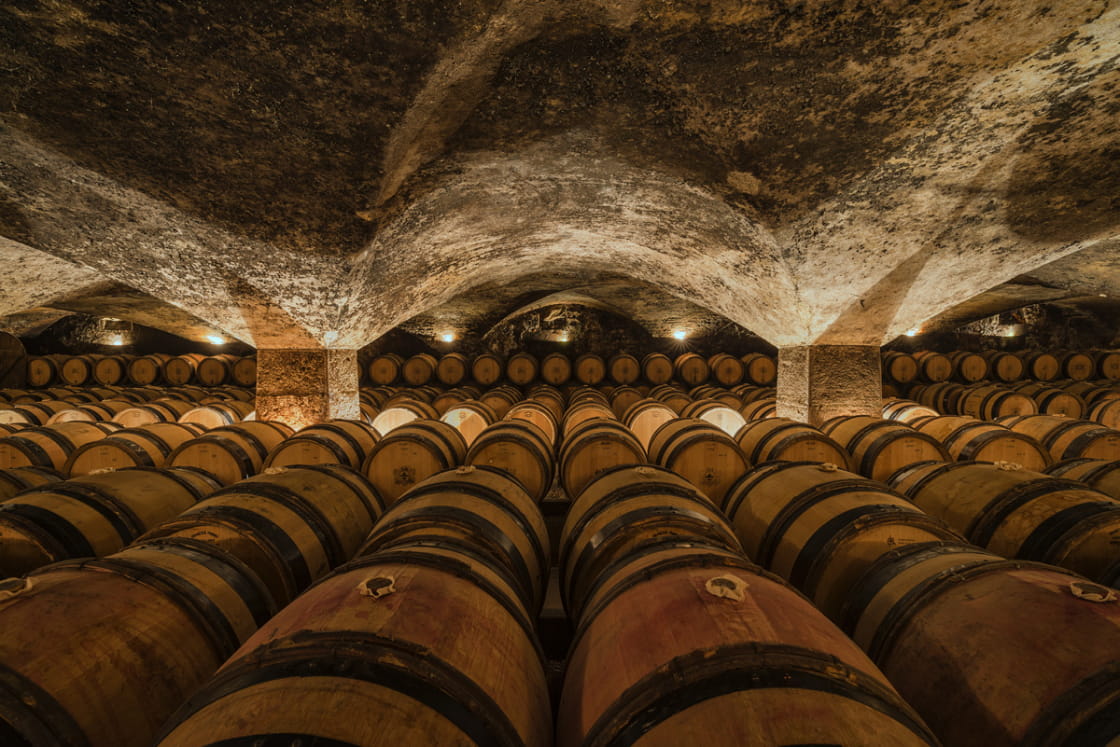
{"left": 440, "top": 332, "right": 456, "bottom": 343}
{"left": 672, "top": 330, "right": 688, "bottom": 340}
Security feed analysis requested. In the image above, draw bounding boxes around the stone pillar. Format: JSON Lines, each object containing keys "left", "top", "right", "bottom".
{"left": 255, "top": 348, "right": 359, "bottom": 430}
{"left": 776, "top": 345, "right": 881, "bottom": 427}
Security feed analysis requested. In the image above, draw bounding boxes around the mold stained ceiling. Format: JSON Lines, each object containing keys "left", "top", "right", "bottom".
{"left": 0, "top": 0, "right": 1117, "bottom": 350}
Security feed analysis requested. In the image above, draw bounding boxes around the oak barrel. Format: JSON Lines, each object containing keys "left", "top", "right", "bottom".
{"left": 178, "top": 399, "right": 256, "bottom": 429}
{"left": 707, "top": 352, "right": 744, "bottom": 385}
{"left": 156, "top": 543, "right": 550, "bottom": 747}
{"left": 0, "top": 466, "right": 218, "bottom": 577}
{"left": 573, "top": 353, "right": 606, "bottom": 385}
{"left": 647, "top": 417, "right": 750, "bottom": 508}
{"left": 0, "top": 537, "right": 274, "bottom": 747}
{"left": 439, "top": 399, "right": 497, "bottom": 447}
{"left": 679, "top": 398, "right": 748, "bottom": 436}
{"left": 505, "top": 400, "right": 559, "bottom": 448}
{"left": 558, "top": 417, "right": 647, "bottom": 499}
{"left": 0, "top": 464, "right": 61, "bottom": 500}
{"left": 1012, "top": 381, "right": 1087, "bottom": 418}
{"left": 734, "top": 418, "right": 851, "bottom": 469}
{"left": 911, "top": 415, "right": 1051, "bottom": 470}
{"left": 840, "top": 541, "right": 1120, "bottom": 747}
{"left": 558, "top": 541, "right": 937, "bottom": 747}
{"left": 368, "top": 398, "right": 438, "bottom": 435}
{"left": 540, "top": 352, "right": 572, "bottom": 385}
{"left": 65, "top": 422, "right": 207, "bottom": 476}
{"left": 263, "top": 420, "right": 381, "bottom": 470}
{"left": 401, "top": 353, "right": 438, "bottom": 386}
{"left": 471, "top": 352, "right": 504, "bottom": 385}
{"left": 949, "top": 350, "right": 988, "bottom": 383}
{"left": 0, "top": 421, "right": 120, "bottom": 471}
{"left": 999, "top": 414, "right": 1120, "bottom": 461}
{"left": 985, "top": 350, "right": 1025, "bottom": 382}
{"left": 820, "top": 415, "right": 950, "bottom": 483}
{"left": 958, "top": 384, "right": 1038, "bottom": 419}
{"left": 362, "top": 419, "right": 468, "bottom": 504}
{"left": 740, "top": 352, "right": 777, "bottom": 385}
{"left": 1047, "top": 458, "right": 1120, "bottom": 500}
{"left": 641, "top": 352, "right": 673, "bottom": 385}
{"left": 167, "top": 421, "right": 294, "bottom": 486}
{"left": 435, "top": 352, "right": 469, "bottom": 386}
{"left": 466, "top": 420, "right": 555, "bottom": 503}
{"left": 507, "top": 352, "right": 539, "bottom": 385}
{"left": 1020, "top": 351, "right": 1061, "bottom": 381}
{"left": 144, "top": 464, "right": 383, "bottom": 606}
{"left": 607, "top": 352, "right": 641, "bottom": 384}
{"left": 367, "top": 353, "right": 403, "bottom": 385}
{"left": 889, "top": 461, "right": 1120, "bottom": 583}
{"left": 673, "top": 352, "right": 710, "bottom": 386}
{"left": 882, "top": 351, "right": 919, "bottom": 384}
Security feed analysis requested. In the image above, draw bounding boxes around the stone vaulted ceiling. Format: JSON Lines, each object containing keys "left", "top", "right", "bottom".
{"left": 0, "top": 0, "right": 1117, "bottom": 349}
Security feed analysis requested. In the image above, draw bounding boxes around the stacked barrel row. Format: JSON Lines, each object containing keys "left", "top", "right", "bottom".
{"left": 0, "top": 455, "right": 386, "bottom": 746}
{"left": 882, "top": 349, "right": 1120, "bottom": 387}
{"left": 365, "top": 350, "right": 778, "bottom": 388}
{"left": 1, "top": 375, "right": 1120, "bottom": 744}
{"left": 25, "top": 353, "right": 257, "bottom": 388}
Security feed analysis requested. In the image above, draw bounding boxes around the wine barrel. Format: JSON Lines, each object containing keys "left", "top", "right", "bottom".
{"left": 1096, "top": 350, "right": 1120, "bottom": 380}
{"left": 0, "top": 465, "right": 62, "bottom": 500}
{"left": 163, "top": 353, "right": 206, "bottom": 386}
{"left": 507, "top": 352, "right": 539, "bottom": 385}
{"left": 126, "top": 353, "right": 171, "bottom": 385}
{"left": 178, "top": 399, "right": 256, "bottom": 429}
{"left": 47, "top": 398, "right": 134, "bottom": 424}
{"left": 527, "top": 384, "right": 566, "bottom": 420}
{"left": 558, "top": 541, "right": 938, "bottom": 747}
{"left": 0, "top": 421, "right": 119, "bottom": 471}
{"left": 358, "top": 465, "right": 550, "bottom": 613}
{"left": 540, "top": 352, "right": 572, "bottom": 386}
{"left": 673, "top": 352, "right": 710, "bottom": 386}
{"left": 156, "top": 542, "right": 551, "bottom": 747}
{"left": 401, "top": 353, "right": 438, "bottom": 386}
{"left": 559, "top": 464, "right": 741, "bottom": 619}
{"left": 647, "top": 418, "right": 750, "bottom": 508}
{"left": 882, "top": 351, "right": 919, "bottom": 384}
{"left": 882, "top": 382, "right": 900, "bottom": 398}
{"left": 679, "top": 398, "right": 748, "bottom": 436}
{"left": 231, "top": 357, "right": 257, "bottom": 387}
{"left": 65, "top": 422, "right": 207, "bottom": 476}
{"left": 607, "top": 352, "right": 641, "bottom": 384}
{"left": 194, "top": 354, "right": 236, "bottom": 386}
{"left": 949, "top": 351, "right": 988, "bottom": 383}
{"left": 999, "top": 414, "right": 1120, "bottom": 461}
{"left": 440, "top": 399, "right": 497, "bottom": 447}
{"left": 263, "top": 420, "right": 381, "bottom": 470}
{"left": 367, "top": 353, "right": 403, "bottom": 385}
{"left": 58, "top": 355, "right": 97, "bottom": 386}
{"left": 914, "top": 351, "right": 952, "bottom": 382}
{"left": 690, "top": 384, "right": 743, "bottom": 408}
{"left": 0, "top": 467, "right": 218, "bottom": 577}
{"left": 0, "top": 399, "right": 75, "bottom": 425}
{"left": 112, "top": 398, "right": 198, "bottom": 427}
{"left": 958, "top": 384, "right": 1038, "bottom": 420}
{"left": 362, "top": 419, "right": 468, "bottom": 504}
{"left": 558, "top": 417, "right": 647, "bottom": 499}
{"left": 1020, "top": 351, "right": 1061, "bottom": 381}
{"left": 911, "top": 382, "right": 965, "bottom": 413}
{"left": 889, "top": 461, "right": 1120, "bottom": 583}
{"left": 820, "top": 416, "right": 950, "bottom": 483}
{"left": 1090, "top": 397, "right": 1120, "bottom": 429}
{"left": 0, "top": 537, "right": 274, "bottom": 747}
{"left": 735, "top": 418, "right": 851, "bottom": 469}
{"left": 1062, "top": 351, "right": 1096, "bottom": 381}
{"left": 1047, "top": 458, "right": 1120, "bottom": 500}
{"left": 608, "top": 385, "right": 644, "bottom": 418}
{"left": 471, "top": 352, "right": 504, "bottom": 385}
{"left": 368, "top": 398, "right": 438, "bottom": 435}
{"left": 740, "top": 352, "right": 777, "bottom": 385}
{"left": 562, "top": 399, "right": 617, "bottom": 438}
{"left": 573, "top": 353, "right": 606, "bottom": 385}
{"left": 466, "top": 420, "right": 555, "bottom": 503}
{"left": 911, "top": 415, "right": 1051, "bottom": 470}
{"left": 739, "top": 398, "right": 777, "bottom": 419}
{"left": 882, "top": 397, "right": 939, "bottom": 424}
{"left": 622, "top": 398, "right": 678, "bottom": 451}
{"left": 26, "top": 355, "right": 63, "bottom": 387}
{"left": 167, "top": 421, "right": 294, "bottom": 486}
{"left": 1064, "top": 380, "right": 1120, "bottom": 408}
{"left": 144, "top": 464, "right": 384, "bottom": 606}
{"left": 706, "top": 352, "right": 744, "bottom": 385}
{"left": 428, "top": 387, "right": 471, "bottom": 416}
{"left": 430, "top": 352, "right": 466, "bottom": 386}
{"left": 505, "top": 400, "right": 559, "bottom": 448}
{"left": 91, "top": 354, "right": 130, "bottom": 386}
{"left": 985, "top": 350, "right": 1025, "bottom": 382}
{"left": 1012, "top": 381, "right": 1087, "bottom": 418}
{"left": 840, "top": 541, "right": 1120, "bottom": 747}
{"left": 646, "top": 385, "right": 687, "bottom": 415}
{"left": 478, "top": 384, "right": 519, "bottom": 418}
{"left": 723, "top": 461, "right": 959, "bottom": 620}
{"left": 641, "top": 352, "right": 673, "bottom": 385}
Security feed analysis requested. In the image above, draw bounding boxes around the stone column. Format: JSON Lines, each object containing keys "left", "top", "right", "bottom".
{"left": 776, "top": 345, "right": 881, "bottom": 427}
{"left": 255, "top": 348, "right": 359, "bottom": 430}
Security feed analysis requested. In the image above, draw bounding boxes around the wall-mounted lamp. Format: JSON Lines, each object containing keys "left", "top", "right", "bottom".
{"left": 439, "top": 332, "right": 456, "bottom": 343}
{"left": 672, "top": 330, "right": 688, "bottom": 340}
{"left": 206, "top": 335, "right": 226, "bottom": 345}
{"left": 904, "top": 328, "right": 921, "bottom": 337}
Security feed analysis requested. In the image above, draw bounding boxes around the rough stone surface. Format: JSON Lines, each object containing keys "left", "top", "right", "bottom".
{"left": 256, "top": 349, "right": 359, "bottom": 430}
{"left": 0, "top": 2, "right": 1117, "bottom": 352}
{"left": 777, "top": 345, "right": 883, "bottom": 427}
